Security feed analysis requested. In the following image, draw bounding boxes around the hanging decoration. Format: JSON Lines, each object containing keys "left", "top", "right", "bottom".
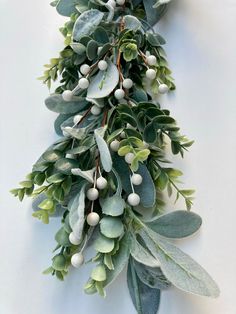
{"left": 11, "top": 0, "right": 219, "bottom": 313}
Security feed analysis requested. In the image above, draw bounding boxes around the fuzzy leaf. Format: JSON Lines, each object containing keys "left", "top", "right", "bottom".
{"left": 100, "top": 195, "right": 125, "bottom": 217}
{"left": 95, "top": 127, "right": 112, "bottom": 172}
{"left": 94, "top": 233, "right": 115, "bottom": 253}
{"left": 147, "top": 210, "right": 202, "bottom": 239}
{"left": 45, "top": 94, "right": 87, "bottom": 114}
{"left": 100, "top": 217, "right": 124, "bottom": 239}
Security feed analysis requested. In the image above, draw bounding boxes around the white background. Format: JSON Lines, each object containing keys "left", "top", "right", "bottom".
{"left": 1, "top": 0, "right": 236, "bottom": 313}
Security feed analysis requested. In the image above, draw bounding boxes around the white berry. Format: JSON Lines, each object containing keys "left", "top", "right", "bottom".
{"left": 146, "top": 69, "right": 156, "bottom": 80}
{"left": 80, "top": 64, "right": 90, "bottom": 75}
{"left": 73, "top": 114, "right": 83, "bottom": 125}
{"left": 69, "top": 232, "right": 81, "bottom": 245}
{"left": 91, "top": 105, "right": 101, "bottom": 116}
{"left": 114, "top": 89, "right": 125, "bottom": 100}
{"left": 78, "top": 78, "right": 89, "bottom": 90}
{"left": 110, "top": 140, "right": 120, "bottom": 152}
{"left": 86, "top": 188, "right": 99, "bottom": 201}
{"left": 125, "top": 152, "right": 135, "bottom": 164}
{"left": 71, "top": 253, "right": 84, "bottom": 268}
{"left": 87, "top": 212, "right": 100, "bottom": 226}
{"left": 131, "top": 174, "right": 143, "bottom": 185}
{"left": 127, "top": 193, "right": 140, "bottom": 206}
{"left": 62, "top": 90, "right": 73, "bottom": 102}
{"left": 122, "top": 78, "right": 133, "bottom": 89}
{"left": 107, "top": 0, "right": 116, "bottom": 7}
{"left": 158, "top": 84, "right": 169, "bottom": 94}
{"left": 96, "top": 177, "right": 108, "bottom": 190}
{"left": 146, "top": 55, "right": 157, "bottom": 66}
{"left": 98, "top": 60, "right": 108, "bottom": 71}
{"left": 116, "top": 0, "right": 125, "bottom": 4}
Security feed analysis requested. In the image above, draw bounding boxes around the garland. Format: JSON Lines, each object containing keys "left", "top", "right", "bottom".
{"left": 11, "top": 0, "right": 219, "bottom": 313}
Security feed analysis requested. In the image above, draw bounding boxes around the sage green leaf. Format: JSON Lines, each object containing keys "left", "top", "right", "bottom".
{"left": 127, "top": 258, "right": 161, "bottom": 314}
{"left": 147, "top": 33, "right": 166, "bottom": 46}
{"left": 52, "top": 254, "right": 66, "bottom": 271}
{"left": 100, "top": 195, "right": 125, "bottom": 217}
{"left": 75, "top": 0, "right": 88, "bottom": 13}
{"left": 133, "top": 260, "right": 171, "bottom": 289}
{"left": 68, "top": 183, "right": 87, "bottom": 241}
{"left": 130, "top": 236, "right": 161, "bottom": 268}
{"left": 104, "top": 233, "right": 131, "bottom": 286}
{"left": 46, "top": 173, "right": 65, "bottom": 184}
{"left": 140, "top": 229, "right": 220, "bottom": 298}
{"left": 91, "top": 264, "right": 107, "bottom": 282}
{"left": 45, "top": 94, "right": 87, "bottom": 114}
{"left": 100, "top": 217, "right": 124, "bottom": 239}
{"left": 55, "top": 227, "right": 71, "bottom": 247}
{"left": 87, "top": 58, "right": 119, "bottom": 99}
{"left": 54, "top": 114, "right": 72, "bottom": 136}
{"left": 56, "top": 0, "right": 78, "bottom": 16}
{"left": 71, "top": 167, "right": 96, "bottom": 183}
{"left": 70, "top": 42, "right": 86, "bottom": 55}
{"left": 147, "top": 210, "right": 202, "bottom": 239}
{"left": 86, "top": 40, "right": 99, "bottom": 61}
{"left": 94, "top": 127, "right": 112, "bottom": 172}
{"left": 143, "top": 121, "right": 157, "bottom": 143}
{"left": 62, "top": 126, "right": 87, "bottom": 140}
{"left": 143, "top": 0, "right": 168, "bottom": 26}
{"left": 93, "top": 27, "right": 109, "bottom": 44}
{"left": 72, "top": 9, "right": 104, "bottom": 41}
{"left": 94, "top": 233, "right": 115, "bottom": 253}
{"left": 124, "top": 15, "right": 142, "bottom": 31}
{"left": 55, "top": 158, "right": 79, "bottom": 175}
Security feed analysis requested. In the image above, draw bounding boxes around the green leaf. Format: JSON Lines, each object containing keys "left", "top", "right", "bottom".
{"left": 45, "top": 94, "right": 87, "bottom": 114}
{"left": 133, "top": 260, "right": 171, "bottom": 289}
{"left": 124, "top": 15, "right": 142, "bottom": 31}
{"left": 71, "top": 167, "right": 95, "bottom": 183}
{"left": 42, "top": 150, "right": 63, "bottom": 162}
{"left": 68, "top": 183, "right": 87, "bottom": 241}
{"left": 91, "top": 264, "right": 107, "bottom": 282}
{"left": 140, "top": 229, "right": 220, "bottom": 298}
{"left": 94, "top": 233, "right": 115, "bottom": 253}
{"left": 19, "top": 181, "right": 33, "bottom": 188}
{"left": 94, "top": 127, "right": 112, "bottom": 172}
{"left": 104, "top": 233, "right": 131, "bottom": 286}
{"left": 143, "top": 0, "right": 168, "bottom": 26}
{"left": 52, "top": 254, "right": 66, "bottom": 271}
{"left": 62, "top": 126, "right": 87, "bottom": 140}
{"left": 46, "top": 173, "right": 65, "bottom": 184}
{"left": 72, "top": 9, "right": 104, "bottom": 41}
{"left": 87, "top": 58, "right": 119, "bottom": 99}
{"left": 55, "top": 227, "right": 71, "bottom": 247}
{"left": 56, "top": 0, "right": 78, "bottom": 16}
{"left": 100, "top": 195, "right": 125, "bottom": 217}
{"left": 127, "top": 258, "right": 161, "bottom": 314}
{"left": 100, "top": 217, "right": 124, "bottom": 239}
{"left": 147, "top": 210, "right": 202, "bottom": 239}
{"left": 86, "top": 40, "right": 99, "bottom": 61}
{"left": 38, "top": 199, "right": 54, "bottom": 211}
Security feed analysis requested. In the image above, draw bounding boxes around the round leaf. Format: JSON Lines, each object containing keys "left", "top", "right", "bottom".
{"left": 100, "top": 217, "right": 124, "bottom": 238}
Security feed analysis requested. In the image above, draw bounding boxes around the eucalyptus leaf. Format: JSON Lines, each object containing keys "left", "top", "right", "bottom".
{"left": 87, "top": 58, "right": 119, "bottom": 99}
{"left": 140, "top": 229, "right": 220, "bottom": 298}
{"left": 45, "top": 94, "right": 87, "bottom": 114}
{"left": 100, "top": 217, "right": 124, "bottom": 239}
{"left": 94, "top": 233, "right": 115, "bottom": 253}
{"left": 127, "top": 258, "right": 161, "bottom": 314}
{"left": 55, "top": 158, "right": 79, "bottom": 175}
{"left": 56, "top": 0, "right": 78, "bottom": 16}
{"left": 100, "top": 195, "right": 125, "bottom": 217}
{"left": 124, "top": 15, "right": 142, "bottom": 31}
{"left": 147, "top": 210, "right": 202, "bottom": 239}
{"left": 72, "top": 9, "right": 104, "bottom": 41}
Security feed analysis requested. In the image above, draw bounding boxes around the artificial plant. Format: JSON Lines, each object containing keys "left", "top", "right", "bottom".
{"left": 11, "top": 0, "right": 220, "bottom": 313}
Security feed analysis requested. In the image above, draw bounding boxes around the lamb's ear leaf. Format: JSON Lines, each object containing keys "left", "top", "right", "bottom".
{"left": 87, "top": 58, "right": 119, "bottom": 99}
{"left": 124, "top": 15, "right": 142, "bottom": 31}
{"left": 72, "top": 9, "right": 104, "bottom": 41}
{"left": 147, "top": 210, "right": 202, "bottom": 239}
{"left": 133, "top": 259, "right": 171, "bottom": 290}
{"left": 94, "top": 127, "right": 112, "bottom": 172}
{"left": 143, "top": 0, "right": 168, "bottom": 26}
{"left": 45, "top": 94, "right": 87, "bottom": 114}
{"left": 127, "top": 258, "right": 161, "bottom": 314}
{"left": 139, "top": 228, "right": 220, "bottom": 298}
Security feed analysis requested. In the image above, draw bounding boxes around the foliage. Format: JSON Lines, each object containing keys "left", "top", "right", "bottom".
{"left": 11, "top": 0, "right": 219, "bottom": 313}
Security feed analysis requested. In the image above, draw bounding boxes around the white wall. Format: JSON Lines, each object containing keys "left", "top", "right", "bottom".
{"left": 1, "top": 0, "right": 236, "bottom": 313}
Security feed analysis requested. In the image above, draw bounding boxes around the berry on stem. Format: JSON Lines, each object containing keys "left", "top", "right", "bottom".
{"left": 146, "top": 69, "right": 156, "bottom": 80}
{"left": 122, "top": 78, "right": 133, "bottom": 89}
{"left": 87, "top": 212, "right": 100, "bottom": 226}
{"left": 158, "top": 84, "right": 169, "bottom": 94}
{"left": 98, "top": 60, "right": 108, "bottom": 71}
{"left": 146, "top": 55, "right": 157, "bottom": 66}
{"left": 62, "top": 90, "right": 73, "bottom": 102}
{"left": 80, "top": 64, "right": 90, "bottom": 75}
{"left": 86, "top": 188, "right": 99, "bottom": 201}
{"left": 110, "top": 140, "right": 120, "bottom": 152}
{"left": 69, "top": 232, "right": 81, "bottom": 245}
{"left": 131, "top": 173, "right": 143, "bottom": 185}
{"left": 71, "top": 253, "right": 84, "bottom": 268}
{"left": 127, "top": 193, "right": 140, "bottom": 206}
{"left": 125, "top": 152, "right": 135, "bottom": 164}
{"left": 114, "top": 89, "right": 125, "bottom": 100}
{"left": 96, "top": 176, "right": 108, "bottom": 190}
{"left": 91, "top": 105, "right": 101, "bottom": 116}
{"left": 78, "top": 78, "right": 89, "bottom": 89}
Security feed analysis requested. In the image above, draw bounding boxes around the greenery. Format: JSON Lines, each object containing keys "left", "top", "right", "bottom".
{"left": 11, "top": 0, "right": 219, "bottom": 313}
